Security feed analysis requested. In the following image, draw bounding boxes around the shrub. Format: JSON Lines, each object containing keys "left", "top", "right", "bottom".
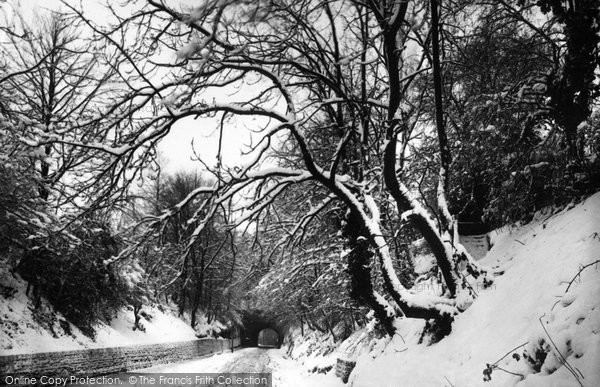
{"left": 17, "top": 219, "right": 130, "bottom": 337}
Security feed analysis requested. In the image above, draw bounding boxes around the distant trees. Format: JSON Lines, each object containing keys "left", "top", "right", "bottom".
{"left": 128, "top": 171, "right": 240, "bottom": 329}
{"left": 246, "top": 186, "right": 361, "bottom": 341}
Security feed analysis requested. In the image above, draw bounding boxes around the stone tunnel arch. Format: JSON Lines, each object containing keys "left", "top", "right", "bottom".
{"left": 239, "top": 309, "right": 283, "bottom": 348}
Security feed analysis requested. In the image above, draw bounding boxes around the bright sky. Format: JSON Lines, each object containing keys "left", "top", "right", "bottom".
{"left": 157, "top": 115, "right": 259, "bottom": 175}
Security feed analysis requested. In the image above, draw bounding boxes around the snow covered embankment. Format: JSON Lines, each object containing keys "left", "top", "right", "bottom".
{"left": 0, "top": 269, "right": 218, "bottom": 355}
{"left": 348, "top": 193, "right": 600, "bottom": 387}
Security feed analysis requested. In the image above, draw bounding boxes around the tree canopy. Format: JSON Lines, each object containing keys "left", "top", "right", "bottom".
{"left": 0, "top": 0, "right": 598, "bottom": 338}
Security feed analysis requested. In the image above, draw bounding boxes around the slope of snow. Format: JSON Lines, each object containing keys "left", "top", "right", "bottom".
{"left": 0, "top": 269, "right": 205, "bottom": 355}
{"left": 349, "top": 193, "right": 600, "bottom": 386}
{"left": 93, "top": 306, "right": 200, "bottom": 348}
{"left": 269, "top": 350, "right": 343, "bottom": 387}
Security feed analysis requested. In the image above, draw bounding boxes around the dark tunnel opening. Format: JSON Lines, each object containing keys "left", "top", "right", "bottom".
{"left": 239, "top": 309, "right": 282, "bottom": 348}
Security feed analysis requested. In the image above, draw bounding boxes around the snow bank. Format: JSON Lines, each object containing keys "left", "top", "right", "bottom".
{"left": 93, "top": 306, "right": 199, "bottom": 348}
{"left": 269, "top": 349, "right": 343, "bottom": 387}
{"left": 349, "top": 193, "right": 600, "bottom": 386}
{"left": 0, "top": 269, "right": 204, "bottom": 355}
{"left": 278, "top": 326, "right": 350, "bottom": 384}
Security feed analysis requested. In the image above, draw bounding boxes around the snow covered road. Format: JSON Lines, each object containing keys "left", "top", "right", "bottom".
{"left": 212, "top": 348, "right": 271, "bottom": 374}
{"left": 140, "top": 348, "right": 343, "bottom": 387}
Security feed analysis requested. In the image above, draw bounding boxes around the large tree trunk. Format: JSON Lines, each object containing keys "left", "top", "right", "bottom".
{"left": 374, "top": 0, "right": 461, "bottom": 299}
{"left": 345, "top": 211, "right": 397, "bottom": 335}
{"left": 373, "top": 0, "right": 495, "bottom": 320}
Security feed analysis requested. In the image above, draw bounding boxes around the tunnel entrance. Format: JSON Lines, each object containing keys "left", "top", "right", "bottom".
{"left": 240, "top": 309, "right": 282, "bottom": 348}
{"left": 258, "top": 328, "right": 278, "bottom": 348}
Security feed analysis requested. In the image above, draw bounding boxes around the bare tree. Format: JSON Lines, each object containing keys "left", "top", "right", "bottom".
{"left": 0, "top": 9, "right": 119, "bottom": 207}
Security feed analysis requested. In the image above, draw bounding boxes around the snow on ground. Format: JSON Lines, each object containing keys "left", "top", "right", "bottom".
{"left": 0, "top": 269, "right": 203, "bottom": 355}
{"left": 140, "top": 349, "right": 237, "bottom": 373}
{"left": 141, "top": 348, "right": 344, "bottom": 387}
{"left": 269, "top": 349, "right": 343, "bottom": 387}
{"left": 347, "top": 193, "right": 600, "bottom": 386}
{"left": 92, "top": 306, "right": 200, "bottom": 348}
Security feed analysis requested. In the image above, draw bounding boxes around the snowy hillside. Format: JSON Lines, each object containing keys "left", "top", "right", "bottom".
{"left": 0, "top": 269, "right": 223, "bottom": 355}
{"left": 344, "top": 193, "right": 600, "bottom": 386}
{"left": 277, "top": 194, "right": 599, "bottom": 387}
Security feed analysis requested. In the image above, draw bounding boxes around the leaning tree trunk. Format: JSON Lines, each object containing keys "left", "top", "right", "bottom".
{"left": 345, "top": 211, "right": 397, "bottom": 335}
{"left": 377, "top": 0, "right": 461, "bottom": 299}
{"left": 372, "top": 0, "right": 496, "bottom": 320}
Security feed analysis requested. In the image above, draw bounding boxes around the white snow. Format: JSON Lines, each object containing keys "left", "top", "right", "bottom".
{"left": 140, "top": 350, "right": 235, "bottom": 373}
{"left": 92, "top": 307, "right": 200, "bottom": 348}
{"left": 410, "top": 238, "right": 437, "bottom": 274}
{"left": 347, "top": 193, "right": 600, "bottom": 386}
{"left": 269, "top": 350, "right": 343, "bottom": 387}
{"left": 143, "top": 347, "right": 344, "bottom": 387}
{"left": 0, "top": 268, "right": 207, "bottom": 355}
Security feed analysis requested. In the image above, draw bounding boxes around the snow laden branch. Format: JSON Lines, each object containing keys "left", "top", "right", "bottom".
{"left": 282, "top": 118, "right": 459, "bottom": 327}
